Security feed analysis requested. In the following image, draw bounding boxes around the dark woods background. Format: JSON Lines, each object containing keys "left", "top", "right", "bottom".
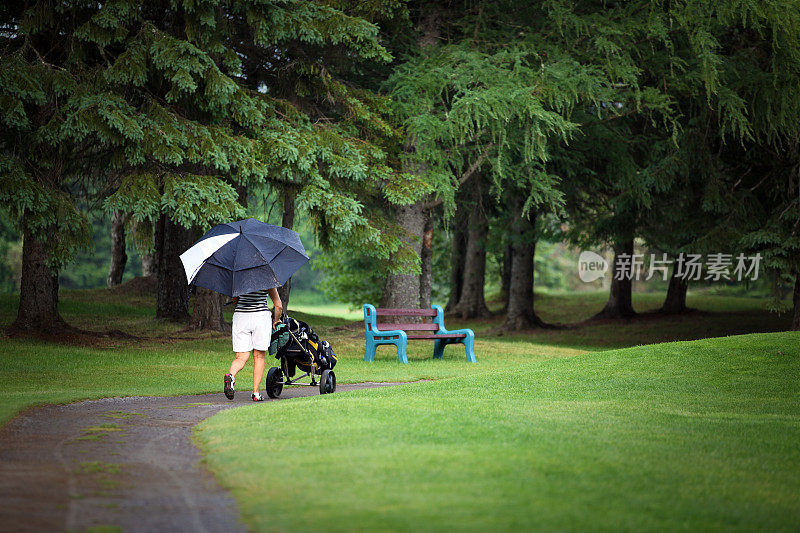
{"left": 1, "top": 0, "right": 798, "bottom": 332}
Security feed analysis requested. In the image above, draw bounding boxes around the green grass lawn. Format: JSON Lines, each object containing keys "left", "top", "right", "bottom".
{"left": 0, "top": 284, "right": 798, "bottom": 529}
{"left": 0, "top": 285, "right": 792, "bottom": 425}
{"left": 195, "top": 332, "right": 800, "bottom": 532}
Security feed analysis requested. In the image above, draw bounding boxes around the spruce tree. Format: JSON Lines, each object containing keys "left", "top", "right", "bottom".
{"left": 0, "top": 0, "right": 417, "bottom": 331}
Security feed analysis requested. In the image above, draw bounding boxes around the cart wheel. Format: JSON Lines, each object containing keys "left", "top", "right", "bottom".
{"left": 319, "top": 369, "right": 336, "bottom": 395}
{"left": 266, "top": 367, "right": 283, "bottom": 398}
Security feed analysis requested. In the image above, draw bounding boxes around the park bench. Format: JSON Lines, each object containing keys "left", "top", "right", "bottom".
{"left": 363, "top": 304, "right": 476, "bottom": 364}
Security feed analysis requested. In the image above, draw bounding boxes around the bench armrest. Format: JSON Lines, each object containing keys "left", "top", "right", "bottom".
{"left": 431, "top": 304, "right": 454, "bottom": 333}
{"left": 363, "top": 304, "right": 378, "bottom": 331}
{"left": 438, "top": 327, "right": 473, "bottom": 336}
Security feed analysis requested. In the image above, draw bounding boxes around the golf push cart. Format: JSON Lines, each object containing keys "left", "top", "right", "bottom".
{"left": 266, "top": 315, "right": 337, "bottom": 398}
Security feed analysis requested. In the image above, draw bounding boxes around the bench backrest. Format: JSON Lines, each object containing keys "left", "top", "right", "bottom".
{"left": 363, "top": 304, "right": 444, "bottom": 333}
{"left": 374, "top": 308, "right": 437, "bottom": 318}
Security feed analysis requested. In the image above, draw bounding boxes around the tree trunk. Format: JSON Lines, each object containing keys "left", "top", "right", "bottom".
{"left": 131, "top": 218, "right": 157, "bottom": 277}
{"left": 188, "top": 286, "right": 228, "bottom": 332}
{"left": 152, "top": 214, "right": 164, "bottom": 279}
{"left": 277, "top": 185, "right": 297, "bottom": 311}
{"left": 504, "top": 193, "right": 545, "bottom": 330}
{"left": 10, "top": 227, "right": 71, "bottom": 333}
{"left": 187, "top": 221, "right": 228, "bottom": 332}
{"left": 141, "top": 252, "right": 157, "bottom": 277}
{"left": 500, "top": 243, "right": 512, "bottom": 309}
{"left": 453, "top": 175, "right": 491, "bottom": 319}
{"left": 380, "top": 5, "right": 441, "bottom": 321}
{"left": 381, "top": 202, "right": 427, "bottom": 319}
{"left": 445, "top": 196, "right": 468, "bottom": 312}
{"left": 419, "top": 213, "right": 433, "bottom": 310}
{"left": 660, "top": 269, "right": 689, "bottom": 314}
{"left": 594, "top": 238, "right": 637, "bottom": 319}
{"left": 156, "top": 215, "right": 193, "bottom": 322}
{"left": 793, "top": 272, "right": 800, "bottom": 331}
{"left": 107, "top": 211, "right": 128, "bottom": 287}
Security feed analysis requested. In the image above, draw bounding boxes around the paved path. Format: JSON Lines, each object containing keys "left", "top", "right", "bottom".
{"left": 0, "top": 382, "right": 402, "bottom": 532}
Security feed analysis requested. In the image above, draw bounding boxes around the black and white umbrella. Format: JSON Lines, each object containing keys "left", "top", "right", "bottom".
{"left": 180, "top": 218, "right": 308, "bottom": 297}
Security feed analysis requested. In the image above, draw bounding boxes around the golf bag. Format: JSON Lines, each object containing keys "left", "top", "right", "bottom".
{"left": 272, "top": 316, "right": 337, "bottom": 377}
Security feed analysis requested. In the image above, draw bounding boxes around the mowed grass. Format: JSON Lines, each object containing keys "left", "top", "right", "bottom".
{"left": 0, "top": 284, "right": 797, "bottom": 528}
{"left": 195, "top": 332, "right": 800, "bottom": 532}
{"left": 0, "top": 337, "right": 233, "bottom": 424}
{"left": 0, "top": 284, "right": 792, "bottom": 426}
{"left": 1, "top": 287, "right": 574, "bottom": 425}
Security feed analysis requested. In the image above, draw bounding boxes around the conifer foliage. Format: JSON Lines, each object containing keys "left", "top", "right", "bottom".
{"left": 2, "top": 0, "right": 799, "bottom": 333}
{"left": 364, "top": 0, "right": 800, "bottom": 328}
{"left": 0, "top": 0, "right": 416, "bottom": 331}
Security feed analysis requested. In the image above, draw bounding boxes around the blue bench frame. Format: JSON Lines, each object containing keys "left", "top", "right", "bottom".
{"left": 363, "top": 304, "right": 476, "bottom": 364}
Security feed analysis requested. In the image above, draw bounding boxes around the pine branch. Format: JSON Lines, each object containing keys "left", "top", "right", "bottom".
{"left": 422, "top": 142, "right": 494, "bottom": 210}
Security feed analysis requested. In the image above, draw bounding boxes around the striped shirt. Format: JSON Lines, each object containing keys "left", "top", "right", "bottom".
{"left": 235, "top": 289, "right": 270, "bottom": 313}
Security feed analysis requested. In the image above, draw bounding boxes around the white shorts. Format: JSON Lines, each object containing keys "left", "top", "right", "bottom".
{"left": 232, "top": 311, "right": 272, "bottom": 352}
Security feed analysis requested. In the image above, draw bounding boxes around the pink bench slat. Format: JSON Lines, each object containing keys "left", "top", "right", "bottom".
{"left": 376, "top": 323, "right": 439, "bottom": 332}
{"left": 374, "top": 308, "right": 437, "bottom": 317}
{"left": 407, "top": 334, "right": 467, "bottom": 340}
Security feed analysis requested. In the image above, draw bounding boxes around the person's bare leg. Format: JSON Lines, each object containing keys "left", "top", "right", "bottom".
{"left": 253, "top": 349, "right": 266, "bottom": 393}
{"left": 230, "top": 351, "right": 250, "bottom": 377}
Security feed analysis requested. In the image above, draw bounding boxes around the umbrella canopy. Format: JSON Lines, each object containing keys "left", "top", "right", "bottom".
{"left": 180, "top": 218, "right": 309, "bottom": 297}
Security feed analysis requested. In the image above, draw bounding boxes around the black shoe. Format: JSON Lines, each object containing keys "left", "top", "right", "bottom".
{"left": 252, "top": 392, "right": 267, "bottom": 402}
{"left": 224, "top": 373, "right": 235, "bottom": 400}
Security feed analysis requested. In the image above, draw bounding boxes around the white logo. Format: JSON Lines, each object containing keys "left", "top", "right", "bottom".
{"left": 578, "top": 251, "right": 608, "bottom": 282}
{"left": 577, "top": 251, "right": 761, "bottom": 283}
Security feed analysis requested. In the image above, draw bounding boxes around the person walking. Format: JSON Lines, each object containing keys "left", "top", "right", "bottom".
{"left": 224, "top": 287, "right": 283, "bottom": 401}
